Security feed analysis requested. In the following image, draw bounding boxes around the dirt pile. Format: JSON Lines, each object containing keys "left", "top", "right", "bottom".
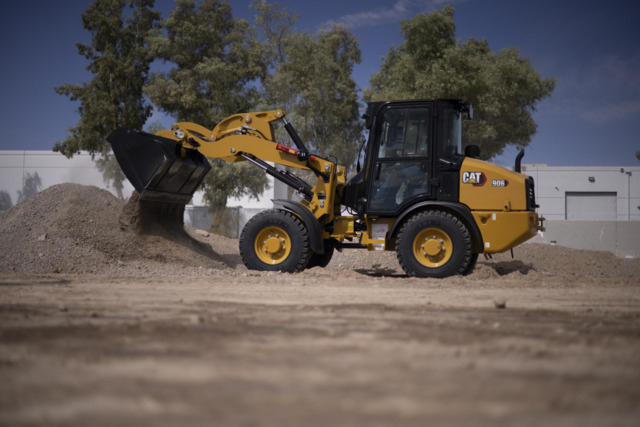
{"left": 0, "top": 184, "right": 227, "bottom": 275}
{"left": 323, "top": 242, "right": 640, "bottom": 281}
{"left": 1, "top": 183, "right": 639, "bottom": 280}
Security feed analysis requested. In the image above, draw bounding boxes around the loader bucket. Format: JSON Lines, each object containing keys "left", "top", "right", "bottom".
{"left": 107, "top": 127, "right": 211, "bottom": 205}
{"left": 107, "top": 127, "right": 211, "bottom": 234}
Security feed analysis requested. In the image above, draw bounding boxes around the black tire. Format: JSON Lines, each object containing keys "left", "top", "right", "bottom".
{"left": 306, "top": 239, "right": 336, "bottom": 269}
{"left": 239, "top": 209, "right": 311, "bottom": 273}
{"left": 396, "top": 210, "right": 472, "bottom": 278}
{"left": 462, "top": 253, "right": 479, "bottom": 276}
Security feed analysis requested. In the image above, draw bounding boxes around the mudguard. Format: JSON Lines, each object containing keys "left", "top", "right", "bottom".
{"left": 272, "top": 199, "right": 324, "bottom": 254}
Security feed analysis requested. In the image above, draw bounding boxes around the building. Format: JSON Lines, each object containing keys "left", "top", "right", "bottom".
{"left": 1, "top": 150, "right": 638, "bottom": 257}
{"left": 523, "top": 164, "right": 639, "bottom": 258}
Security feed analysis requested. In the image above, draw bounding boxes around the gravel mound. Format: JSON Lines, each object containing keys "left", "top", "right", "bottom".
{"left": 0, "top": 184, "right": 227, "bottom": 275}
{"left": 1, "top": 183, "right": 638, "bottom": 280}
{"left": 324, "top": 242, "right": 640, "bottom": 280}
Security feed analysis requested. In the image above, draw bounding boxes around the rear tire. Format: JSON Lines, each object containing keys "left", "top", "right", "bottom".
{"left": 396, "top": 210, "right": 472, "bottom": 278}
{"left": 239, "top": 210, "right": 311, "bottom": 273}
{"left": 463, "top": 253, "right": 479, "bottom": 276}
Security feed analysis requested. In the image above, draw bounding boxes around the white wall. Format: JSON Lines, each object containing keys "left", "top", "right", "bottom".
{"left": 0, "top": 150, "right": 134, "bottom": 207}
{"left": 522, "top": 164, "right": 640, "bottom": 221}
{"left": 0, "top": 150, "right": 284, "bottom": 232}
{"left": 530, "top": 220, "right": 640, "bottom": 259}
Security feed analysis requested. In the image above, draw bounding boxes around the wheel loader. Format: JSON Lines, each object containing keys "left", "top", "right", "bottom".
{"left": 108, "top": 99, "right": 544, "bottom": 278}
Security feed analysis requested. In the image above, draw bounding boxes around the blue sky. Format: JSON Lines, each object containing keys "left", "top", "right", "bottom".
{"left": 0, "top": 0, "right": 638, "bottom": 167}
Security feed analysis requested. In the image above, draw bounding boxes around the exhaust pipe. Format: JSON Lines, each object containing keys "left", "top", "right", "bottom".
{"left": 515, "top": 149, "right": 525, "bottom": 173}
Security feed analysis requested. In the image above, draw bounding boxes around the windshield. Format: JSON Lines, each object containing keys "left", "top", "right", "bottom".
{"left": 438, "top": 107, "right": 462, "bottom": 159}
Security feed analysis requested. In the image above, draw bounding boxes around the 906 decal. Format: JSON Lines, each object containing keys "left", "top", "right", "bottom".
{"left": 462, "top": 171, "right": 509, "bottom": 188}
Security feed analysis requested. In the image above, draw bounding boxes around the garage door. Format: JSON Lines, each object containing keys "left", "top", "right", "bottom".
{"left": 565, "top": 192, "right": 617, "bottom": 220}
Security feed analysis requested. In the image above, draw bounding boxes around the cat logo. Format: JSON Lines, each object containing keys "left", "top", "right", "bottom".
{"left": 462, "top": 171, "right": 486, "bottom": 187}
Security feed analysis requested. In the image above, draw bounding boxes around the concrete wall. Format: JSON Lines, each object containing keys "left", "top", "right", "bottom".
{"left": 530, "top": 220, "right": 640, "bottom": 259}
{"left": 0, "top": 150, "right": 134, "bottom": 209}
{"left": 0, "top": 150, "right": 282, "bottom": 234}
{"left": 522, "top": 164, "right": 640, "bottom": 221}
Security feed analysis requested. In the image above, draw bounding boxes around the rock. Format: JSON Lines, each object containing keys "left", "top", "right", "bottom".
{"left": 195, "top": 229, "right": 210, "bottom": 238}
{"left": 493, "top": 298, "right": 507, "bottom": 309}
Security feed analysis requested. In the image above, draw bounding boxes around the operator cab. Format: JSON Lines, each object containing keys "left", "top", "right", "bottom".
{"left": 342, "top": 99, "right": 472, "bottom": 216}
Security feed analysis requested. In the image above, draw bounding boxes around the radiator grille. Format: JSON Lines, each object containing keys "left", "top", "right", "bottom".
{"left": 525, "top": 177, "right": 537, "bottom": 211}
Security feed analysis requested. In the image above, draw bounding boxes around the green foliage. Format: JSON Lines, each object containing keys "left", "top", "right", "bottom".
{"left": 0, "top": 192, "right": 11, "bottom": 211}
{"left": 17, "top": 173, "right": 43, "bottom": 203}
{"left": 94, "top": 154, "right": 126, "bottom": 199}
{"left": 202, "top": 160, "right": 270, "bottom": 209}
{"left": 365, "top": 6, "right": 556, "bottom": 159}
{"left": 143, "top": 120, "right": 165, "bottom": 135}
{"left": 145, "top": 0, "right": 268, "bottom": 213}
{"left": 55, "top": 0, "right": 159, "bottom": 198}
{"left": 253, "top": 1, "right": 363, "bottom": 171}
{"left": 145, "top": 0, "right": 264, "bottom": 125}
{"left": 55, "top": 0, "right": 159, "bottom": 157}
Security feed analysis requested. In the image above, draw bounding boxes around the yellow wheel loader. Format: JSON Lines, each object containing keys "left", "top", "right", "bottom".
{"left": 108, "top": 99, "right": 544, "bottom": 278}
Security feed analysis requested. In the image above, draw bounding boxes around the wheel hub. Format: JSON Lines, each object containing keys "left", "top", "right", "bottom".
{"left": 414, "top": 228, "right": 452, "bottom": 268}
{"left": 255, "top": 227, "right": 290, "bottom": 265}
{"left": 265, "top": 237, "right": 283, "bottom": 254}
{"left": 424, "top": 239, "right": 442, "bottom": 256}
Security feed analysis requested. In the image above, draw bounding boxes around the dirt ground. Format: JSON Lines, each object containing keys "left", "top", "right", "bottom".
{"left": 1, "top": 184, "right": 639, "bottom": 426}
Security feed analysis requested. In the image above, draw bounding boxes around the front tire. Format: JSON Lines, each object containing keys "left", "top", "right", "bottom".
{"left": 306, "top": 239, "right": 336, "bottom": 269}
{"left": 396, "top": 210, "right": 472, "bottom": 278}
{"left": 240, "top": 210, "right": 311, "bottom": 273}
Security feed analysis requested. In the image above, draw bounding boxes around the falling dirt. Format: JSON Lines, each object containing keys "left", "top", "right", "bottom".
{"left": 1, "top": 184, "right": 639, "bottom": 426}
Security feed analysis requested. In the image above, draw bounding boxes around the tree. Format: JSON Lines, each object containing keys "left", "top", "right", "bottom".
{"left": 364, "top": 6, "right": 555, "bottom": 160}
{"left": 54, "top": 0, "right": 159, "bottom": 197}
{"left": 0, "top": 191, "right": 12, "bottom": 211}
{"left": 636, "top": 151, "right": 640, "bottom": 162}
{"left": 55, "top": 0, "right": 159, "bottom": 154}
{"left": 145, "top": 0, "right": 268, "bottom": 228}
{"left": 253, "top": 1, "right": 363, "bottom": 171}
{"left": 17, "top": 173, "right": 43, "bottom": 203}
{"left": 146, "top": 0, "right": 265, "bottom": 125}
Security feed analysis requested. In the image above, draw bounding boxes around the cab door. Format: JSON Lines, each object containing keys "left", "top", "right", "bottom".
{"left": 366, "top": 104, "right": 433, "bottom": 214}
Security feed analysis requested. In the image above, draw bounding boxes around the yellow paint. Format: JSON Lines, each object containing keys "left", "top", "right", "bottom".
{"left": 153, "top": 109, "right": 544, "bottom": 259}
{"left": 413, "top": 228, "right": 453, "bottom": 267}
{"left": 459, "top": 157, "right": 529, "bottom": 211}
{"left": 156, "top": 110, "right": 347, "bottom": 225}
{"left": 254, "top": 225, "right": 291, "bottom": 265}
{"left": 472, "top": 211, "right": 539, "bottom": 253}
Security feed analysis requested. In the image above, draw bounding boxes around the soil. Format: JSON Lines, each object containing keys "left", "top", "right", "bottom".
{"left": 1, "top": 184, "right": 639, "bottom": 426}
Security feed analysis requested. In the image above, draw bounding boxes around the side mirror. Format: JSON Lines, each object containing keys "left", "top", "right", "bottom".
{"left": 464, "top": 144, "right": 481, "bottom": 159}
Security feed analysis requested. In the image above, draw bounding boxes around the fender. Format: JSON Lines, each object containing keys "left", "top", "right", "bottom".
{"left": 388, "top": 201, "right": 484, "bottom": 253}
{"left": 272, "top": 199, "right": 324, "bottom": 254}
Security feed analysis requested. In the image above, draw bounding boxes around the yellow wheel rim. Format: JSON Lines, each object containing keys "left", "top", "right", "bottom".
{"left": 413, "top": 228, "right": 453, "bottom": 268}
{"left": 254, "top": 226, "right": 291, "bottom": 265}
